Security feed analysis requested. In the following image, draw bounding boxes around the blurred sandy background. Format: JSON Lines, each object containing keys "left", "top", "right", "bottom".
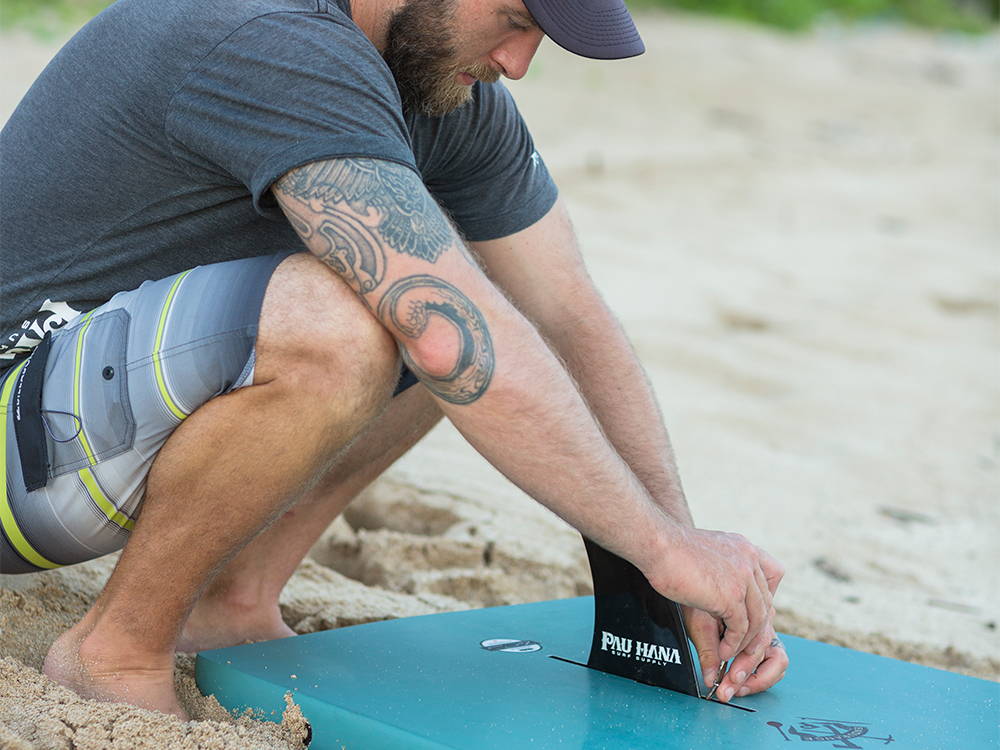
{"left": 2, "top": 9, "right": 999, "bottom": 748}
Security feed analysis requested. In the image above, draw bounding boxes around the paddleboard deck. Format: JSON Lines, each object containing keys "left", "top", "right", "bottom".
{"left": 196, "top": 596, "right": 998, "bottom": 749}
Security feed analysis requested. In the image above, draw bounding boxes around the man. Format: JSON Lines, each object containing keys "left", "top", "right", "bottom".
{"left": 1, "top": 0, "right": 787, "bottom": 719}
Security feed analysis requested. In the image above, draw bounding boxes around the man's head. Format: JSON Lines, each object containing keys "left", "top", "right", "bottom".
{"left": 381, "top": 0, "right": 643, "bottom": 118}
{"left": 383, "top": 0, "right": 542, "bottom": 117}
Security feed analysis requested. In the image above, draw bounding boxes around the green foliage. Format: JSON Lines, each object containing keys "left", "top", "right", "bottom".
{"left": 0, "top": 0, "right": 994, "bottom": 35}
{"left": 630, "top": 0, "right": 996, "bottom": 32}
{"left": 0, "top": 0, "right": 113, "bottom": 35}
{"left": 643, "top": 0, "right": 818, "bottom": 31}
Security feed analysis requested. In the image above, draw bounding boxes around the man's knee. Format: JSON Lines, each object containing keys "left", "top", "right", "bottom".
{"left": 255, "top": 253, "right": 400, "bottom": 411}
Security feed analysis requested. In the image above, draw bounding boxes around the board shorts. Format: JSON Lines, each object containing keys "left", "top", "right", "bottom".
{"left": 0, "top": 253, "right": 287, "bottom": 573}
{"left": 2, "top": 252, "right": 418, "bottom": 575}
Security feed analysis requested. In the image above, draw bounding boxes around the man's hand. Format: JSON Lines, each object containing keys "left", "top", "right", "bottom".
{"left": 635, "top": 527, "right": 785, "bottom": 699}
{"left": 686, "top": 608, "right": 789, "bottom": 701}
{"left": 670, "top": 535, "right": 786, "bottom": 702}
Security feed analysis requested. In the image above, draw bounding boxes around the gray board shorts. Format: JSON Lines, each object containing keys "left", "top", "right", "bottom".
{"left": 1, "top": 252, "right": 416, "bottom": 574}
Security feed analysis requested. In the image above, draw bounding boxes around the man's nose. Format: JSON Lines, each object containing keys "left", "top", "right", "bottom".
{"left": 491, "top": 28, "right": 544, "bottom": 80}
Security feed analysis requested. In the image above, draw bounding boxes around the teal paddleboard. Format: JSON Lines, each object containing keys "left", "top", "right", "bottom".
{"left": 195, "top": 596, "right": 998, "bottom": 749}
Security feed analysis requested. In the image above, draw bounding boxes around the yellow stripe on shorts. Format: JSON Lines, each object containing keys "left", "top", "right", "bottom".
{"left": 153, "top": 270, "right": 192, "bottom": 421}
{"left": 73, "top": 310, "right": 98, "bottom": 465}
{"left": 79, "top": 466, "right": 134, "bottom": 532}
{"left": 0, "top": 361, "right": 61, "bottom": 569}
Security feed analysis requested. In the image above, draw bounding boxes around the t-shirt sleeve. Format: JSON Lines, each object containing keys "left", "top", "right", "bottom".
{"left": 415, "top": 82, "right": 558, "bottom": 242}
{"left": 164, "top": 10, "right": 417, "bottom": 219}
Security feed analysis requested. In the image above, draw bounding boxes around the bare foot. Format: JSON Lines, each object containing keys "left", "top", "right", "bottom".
{"left": 43, "top": 627, "right": 188, "bottom": 719}
{"left": 177, "top": 599, "right": 296, "bottom": 652}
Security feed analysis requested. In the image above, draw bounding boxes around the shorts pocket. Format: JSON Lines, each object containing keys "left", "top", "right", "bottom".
{"left": 44, "top": 308, "right": 136, "bottom": 478}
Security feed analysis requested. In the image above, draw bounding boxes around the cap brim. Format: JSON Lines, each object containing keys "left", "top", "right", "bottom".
{"left": 523, "top": 0, "right": 645, "bottom": 60}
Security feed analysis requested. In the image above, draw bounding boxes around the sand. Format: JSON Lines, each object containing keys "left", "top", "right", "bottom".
{"left": 2, "top": 10, "right": 998, "bottom": 749}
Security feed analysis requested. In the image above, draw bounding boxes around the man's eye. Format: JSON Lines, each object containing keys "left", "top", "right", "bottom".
{"left": 506, "top": 17, "right": 530, "bottom": 32}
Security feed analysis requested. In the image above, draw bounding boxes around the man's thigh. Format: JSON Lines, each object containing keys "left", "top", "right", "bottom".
{"left": 0, "top": 252, "right": 291, "bottom": 574}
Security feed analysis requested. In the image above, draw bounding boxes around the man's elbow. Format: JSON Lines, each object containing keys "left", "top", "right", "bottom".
{"left": 403, "top": 332, "right": 467, "bottom": 380}
{"left": 394, "top": 318, "right": 500, "bottom": 406}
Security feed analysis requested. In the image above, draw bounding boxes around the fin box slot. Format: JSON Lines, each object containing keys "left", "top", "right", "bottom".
{"left": 547, "top": 655, "right": 757, "bottom": 713}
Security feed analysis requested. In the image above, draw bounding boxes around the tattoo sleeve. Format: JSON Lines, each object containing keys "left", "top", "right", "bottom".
{"left": 273, "top": 158, "right": 495, "bottom": 404}
{"left": 276, "top": 159, "right": 453, "bottom": 262}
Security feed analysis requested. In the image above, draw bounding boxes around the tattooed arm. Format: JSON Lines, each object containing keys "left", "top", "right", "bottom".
{"left": 472, "top": 197, "right": 788, "bottom": 698}
{"left": 273, "top": 158, "right": 780, "bottom": 675}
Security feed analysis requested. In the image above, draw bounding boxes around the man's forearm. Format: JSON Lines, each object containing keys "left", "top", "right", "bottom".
{"left": 472, "top": 201, "right": 693, "bottom": 528}
{"left": 546, "top": 296, "right": 694, "bottom": 527}
{"left": 442, "top": 303, "right": 683, "bottom": 570}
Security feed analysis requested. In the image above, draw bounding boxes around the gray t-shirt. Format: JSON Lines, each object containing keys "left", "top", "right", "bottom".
{"left": 0, "top": 0, "right": 557, "bottom": 369}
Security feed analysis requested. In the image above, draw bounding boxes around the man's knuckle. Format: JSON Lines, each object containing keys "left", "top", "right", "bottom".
{"left": 727, "top": 580, "right": 747, "bottom": 601}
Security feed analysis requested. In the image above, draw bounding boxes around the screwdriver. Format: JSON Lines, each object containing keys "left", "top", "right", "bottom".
{"left": 705, "top": 658, "right": 730, "bottom": 701}
{"left": 705, "top": 623, "right": 730, "bottom": 701}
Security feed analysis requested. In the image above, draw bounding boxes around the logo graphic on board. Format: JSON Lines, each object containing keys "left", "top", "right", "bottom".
{"left": 600, "top": 630, "right": 683, "bottom": 667}
{"left": 480, "top": 638, "right": 542, "bottom": 653}
{"left": 767, "top": 718, "right": 895, "bottom": 747}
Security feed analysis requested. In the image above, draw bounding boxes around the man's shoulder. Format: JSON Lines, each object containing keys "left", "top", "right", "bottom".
{"left": 188, "top": 0, "right": 360, "bottom": 39}
{"left": 115, "top": 0, "right": 356, "bottom": 32}
{"left": 87, "top": 0, "right": 364, "bottom": 72}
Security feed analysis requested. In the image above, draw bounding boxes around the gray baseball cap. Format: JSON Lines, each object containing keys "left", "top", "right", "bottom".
{"left": 522, "top": 0, "right": 645, "bottom": 60}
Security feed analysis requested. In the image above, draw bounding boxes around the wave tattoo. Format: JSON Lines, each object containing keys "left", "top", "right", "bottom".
{"left": 377, "top": 275, "right": 494, "bottom": 404}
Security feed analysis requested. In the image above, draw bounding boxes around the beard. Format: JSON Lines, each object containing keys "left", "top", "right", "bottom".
{"left": 383, "top": 0, "right": 500, "bottom": 117}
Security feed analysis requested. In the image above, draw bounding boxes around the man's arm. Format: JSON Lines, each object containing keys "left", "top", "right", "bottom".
{"left": 273, "top": 158, "right": 777, "bottom": 671}
{"left": 472, "top": 198, "right": 692, "bottom": 527}
{"left": 472, "top": 198, "right": 787, "bottom": 698}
